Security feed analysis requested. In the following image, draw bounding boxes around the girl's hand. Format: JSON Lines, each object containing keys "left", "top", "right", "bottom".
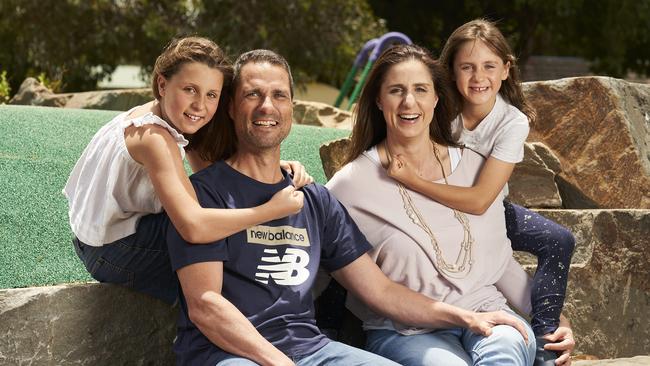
{"left": 280, "top": 160, "right": 314, "bottom": 188}
{"left": 543, "top": 325, "right": 575, "bottom": 365}
{"left": 387, "top": 154, "right": 418, "bottom": 186}
{"left": 269, "top": 185, "right": 304, "bottom": 216}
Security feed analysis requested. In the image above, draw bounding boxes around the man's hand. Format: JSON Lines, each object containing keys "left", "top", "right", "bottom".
{"left": 543, "top": 315, "right": 575, "bottom": 365}
{"left": 280, "top": 160, "right": 314, "bottom": 188}
{"left": 466, "top": 310, "right": 529, "bottom": 343}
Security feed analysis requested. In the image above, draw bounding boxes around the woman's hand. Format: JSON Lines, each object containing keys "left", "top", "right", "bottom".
{"left": 268, "top": 185, "right": 304, "bottom": 217}
{"left": 280, "top": 160, "right": 314, "bottom": 188}
{"left": 543, "top": 315, "right": 575, "bottom": 365}
{"left": 466, "top": 310, "right": 529, "bottom": 344}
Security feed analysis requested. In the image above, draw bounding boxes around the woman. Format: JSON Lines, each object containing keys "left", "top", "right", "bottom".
{"left": 327, "top": 44, "right": 572, "bottom": 366}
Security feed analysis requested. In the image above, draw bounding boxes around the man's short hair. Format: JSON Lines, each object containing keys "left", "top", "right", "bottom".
{"left": 232, "top": 49, "right": 294, "bottom": 98}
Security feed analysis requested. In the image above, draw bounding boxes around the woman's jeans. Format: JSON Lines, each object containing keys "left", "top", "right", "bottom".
{"left": 365, "top": 310, "right": 536, "bottom": 366}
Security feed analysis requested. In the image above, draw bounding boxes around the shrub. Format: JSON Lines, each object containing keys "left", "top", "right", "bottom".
{"left": 36, "top": 72, "right": 62, "bottom": 94}
{"left": 0, "top": 71, "right": 10, "bottom": 104}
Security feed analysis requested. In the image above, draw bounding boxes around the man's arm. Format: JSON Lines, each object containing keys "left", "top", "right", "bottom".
{"left": 177, "top": 262, "right": 294, "bottom": 366}
{"left": 331, "top": 254, "right": 529, "bottom": 341}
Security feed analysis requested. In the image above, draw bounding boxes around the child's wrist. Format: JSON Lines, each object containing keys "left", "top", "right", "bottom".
{"left": 261, "top": 201, "right": 283, "bottom": 221}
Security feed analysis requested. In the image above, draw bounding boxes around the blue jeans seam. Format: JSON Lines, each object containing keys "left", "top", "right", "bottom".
{"left": 89, "top": 256, "right": 136, "bottom": 287}
{"left": 115, "top": 238, "right": 165, "bottom": 252}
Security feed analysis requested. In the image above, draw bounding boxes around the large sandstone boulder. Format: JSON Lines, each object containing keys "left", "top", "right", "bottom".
{"left": 508, "top": 142, "right": 563, "bottom": 208}
{"left": 0, "top": 283, "right": 176, "bottom": 365}
{"left": 524, "top": 77, "right": 650, "bottom": 209}
{"left": 63, "top": 88, "right": 153, "bottom": 111}
{"left": 515, "top": 209, "right": 650, "bottom": 359}
{"left": 8, "top": 78, "right": 72, "bottom": 107}
{"left": 319, "top": 138, "right": 352, "bottom": 181}
{"left": 320, "top": 138, "right": 564, "bottom": 208}
{"left": 292, "top": 100, "right": 352, "bottom": 129}
{"left": 9, "top": 79, "right": 152, "bottom": 111}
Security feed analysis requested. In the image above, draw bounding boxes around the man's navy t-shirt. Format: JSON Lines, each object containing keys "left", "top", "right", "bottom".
{"left": 167, "top": 161, "right": 372, "bottom": 365}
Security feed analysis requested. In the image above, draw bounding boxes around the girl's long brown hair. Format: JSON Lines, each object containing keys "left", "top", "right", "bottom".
{"left": 151, "top": 36, "right": 234, "bottom": 162}
{"left": 439, "top": 18, "right": 536, "bottom": 124}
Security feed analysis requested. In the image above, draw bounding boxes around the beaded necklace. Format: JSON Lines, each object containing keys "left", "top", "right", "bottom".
{"left": 384, "top": 141, "right": 475, "bottom": 278}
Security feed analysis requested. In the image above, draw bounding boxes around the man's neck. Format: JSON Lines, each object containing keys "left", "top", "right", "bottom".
{"left": 226, "top": 148, "right": 284, "bottom": 184}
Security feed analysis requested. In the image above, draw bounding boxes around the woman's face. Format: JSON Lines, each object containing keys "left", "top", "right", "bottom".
{"left": 376, "top": 59, "right": 438, "bottom": 141}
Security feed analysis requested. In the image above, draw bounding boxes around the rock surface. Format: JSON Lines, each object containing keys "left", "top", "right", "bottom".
{"left": 8, "top": 78, "right": 71, "bottom": 107}
{"left": 574, "top": 356, "right": 650, "bottom": 365}
{"left": 514, "top": 209, "right": 650, "bottom": 359}
{"left": 320, "top": 138, "right": 564, "bottom": 208}
{"left": 319, "top": 138, "right": 352, "bottom": 181}
{"left": 63, "top": 88, "right": 153, "bottom": 111}
{"left": 9, "top": 79, "right": 153, "bottom": 111}
{"left": 508, "top": 142, "right": 563, "bottom": 208}
{"left": 292, "top": 100, "right": 352, "bottom": 129}
{"left": 0, "top": 283, "right": 176, "bottom": 365}
{"left": 524, "top": 77, "right": 650, "bottom": 209}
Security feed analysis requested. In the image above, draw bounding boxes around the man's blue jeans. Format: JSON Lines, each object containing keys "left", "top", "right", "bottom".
{"left": 215, "top": 341, "right": 400, "bottom": 365}
{"left": 365, "top": 311, "right": 536, "bottom": 366}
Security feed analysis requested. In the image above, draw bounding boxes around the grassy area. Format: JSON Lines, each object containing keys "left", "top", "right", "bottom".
{"left": 0, "top": 105, "right": 349, "bottom": 289}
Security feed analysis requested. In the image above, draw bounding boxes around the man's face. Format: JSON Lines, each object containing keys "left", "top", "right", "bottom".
{"left": 229, "top": 62, "right": 293, "bottom": 153}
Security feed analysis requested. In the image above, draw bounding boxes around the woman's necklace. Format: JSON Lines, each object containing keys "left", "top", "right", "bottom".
{"left": 384, "top": 141, "right": 475, "bottom": 279}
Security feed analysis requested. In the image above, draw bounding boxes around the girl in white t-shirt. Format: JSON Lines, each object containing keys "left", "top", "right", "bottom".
{"left": 63, "top": 37, "right": 309, "bottom": 304}
{"left": 386, "top": 20, "right": 575, "bottom": 365}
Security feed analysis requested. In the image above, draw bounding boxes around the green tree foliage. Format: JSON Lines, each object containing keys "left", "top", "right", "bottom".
{"left": 0, "top": 71, "right": 10, "bottom": 104}
{"left": 368, "top": 0, "right": 650, "bottom": 78}
{"left": 193, "top": 0, "right": 386, "bottom": 87}
{"left": 536, "top": 0, "right": 650, "bottom": 77}
{"left": 4, "top": 0, "right": 643, "bottom": 95}
{"left": 0, "top": 0, "right": 385, "bottom": 95}
{"left": 0, "top": 0, "right": 194, "bottom": 93}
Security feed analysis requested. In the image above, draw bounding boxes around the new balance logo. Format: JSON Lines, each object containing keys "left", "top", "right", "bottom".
{"left": 247, "top": 225, "right": 310, "bottom": 247}
{"left": 255, "top": 248, "right": 310, "bottom": 286}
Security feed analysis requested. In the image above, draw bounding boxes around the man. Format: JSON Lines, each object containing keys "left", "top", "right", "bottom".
{"left": 166, "top": 50, "right": 529, "bottom": 366}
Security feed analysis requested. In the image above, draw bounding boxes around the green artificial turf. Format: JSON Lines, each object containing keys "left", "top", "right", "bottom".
{"left": 0, "top": 105, "right": 349, "bottom": 289}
